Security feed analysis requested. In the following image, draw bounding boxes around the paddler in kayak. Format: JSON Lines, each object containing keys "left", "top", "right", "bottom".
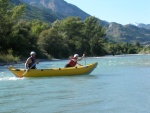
{"left": 65, "top": 54, "right": 85, "bottom": 67}
{"left": 25, "top": 51, "right": 39, "bottom": 71}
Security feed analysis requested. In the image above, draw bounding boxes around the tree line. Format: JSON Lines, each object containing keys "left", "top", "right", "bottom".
{"left": 0, "top": 0, "right": 146, "bottom": 62}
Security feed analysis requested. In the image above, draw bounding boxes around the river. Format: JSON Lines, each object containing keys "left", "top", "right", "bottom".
{"left": 0, "top": 54, "right": 150, "bottom": 113}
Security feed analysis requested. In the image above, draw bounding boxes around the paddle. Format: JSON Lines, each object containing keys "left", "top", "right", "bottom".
{"left": 84, "top": 54, "right": 86, "bottom": 65}
{"left": 22, "top": 62, "right": 37, "bottom": 77}
{"left": 78, "top": 54, "right": 86, "bottom": 66}
{"left": 80, "top": 53, "right": 86, "bottom": 65}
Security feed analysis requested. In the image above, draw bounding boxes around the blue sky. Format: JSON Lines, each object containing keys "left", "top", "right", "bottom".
{"left": 64, "top": 0, "right": 150, "bottom": 25}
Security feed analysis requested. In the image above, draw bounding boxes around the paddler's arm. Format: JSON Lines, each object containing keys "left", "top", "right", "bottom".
{"left": 25, "top": 58, "right": 31, "bottom": 70}
{"left": 78, "top": 54, "right": 85, "bottom": 61}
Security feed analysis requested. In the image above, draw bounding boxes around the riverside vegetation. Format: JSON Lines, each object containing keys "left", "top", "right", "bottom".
{"left": 0, "top": 0, "right": 149, "bottom": 63}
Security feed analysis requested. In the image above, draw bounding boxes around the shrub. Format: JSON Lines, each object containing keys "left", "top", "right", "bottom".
{"left": 0, "top": 49, "right": 20, "bottom": 63}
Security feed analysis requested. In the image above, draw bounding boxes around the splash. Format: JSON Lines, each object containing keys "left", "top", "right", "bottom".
{"left": 0, "top": 76, "right": 23, "bottom": 81}
{"left": 0, "top": 72, "right": 23, "bottom": 81}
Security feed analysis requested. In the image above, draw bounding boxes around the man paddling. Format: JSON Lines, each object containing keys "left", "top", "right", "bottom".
{"left": 25, "top": 51, "right": 39, "bottom": 71}
{"left": 65, "top": 54, "right": 85, "bottom": 67}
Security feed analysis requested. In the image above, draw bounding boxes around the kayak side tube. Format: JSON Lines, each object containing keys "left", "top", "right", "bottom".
{"left": 8, "top": 62, "right": 98, "bottom": 77}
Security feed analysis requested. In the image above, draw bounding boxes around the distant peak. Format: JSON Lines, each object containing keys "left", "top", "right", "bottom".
{"left": 129, "top": 22, "right": 139, "bottom": 26}
{"left": 129, "top": 22, "right": 150, "bottom": 30}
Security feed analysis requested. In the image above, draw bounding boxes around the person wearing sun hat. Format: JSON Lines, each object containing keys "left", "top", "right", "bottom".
{"left": 25, "top": 51, "right": 39, "bottom": 70}
{"left": 65, "top": 54, "right": 85, "bottom": 67}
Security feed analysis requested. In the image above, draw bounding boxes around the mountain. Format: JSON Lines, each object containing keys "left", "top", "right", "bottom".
{"left": 11, "top": 0, "right": 65, "bottom": 22}
{"left": 17, "top": 0, "right": 109, "bottom": 26}
{"left": 106, "top": 22, "right": 150, "bottom": 45}
{"left": 130, "top": 22, "right": 150, "bottom": 30}
{"left": 21, "top": 0, "right": 90, "bottom": 20}
{"left": 11, "top": 0, "right": 150, "bottom": 45}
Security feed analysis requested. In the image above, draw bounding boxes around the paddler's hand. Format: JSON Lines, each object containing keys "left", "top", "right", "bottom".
{"left": 26, "top": 68, "right": 29, "bottom": 72}
{"left": 82, "top": 54, "right": 85, "bottom": 58}
{"left": 81, "top": 54, "right": 85, "bottom": 60}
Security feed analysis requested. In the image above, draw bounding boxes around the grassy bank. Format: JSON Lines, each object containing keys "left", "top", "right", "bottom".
{"left": 0, "top": 53, "right": 20, "bottom": 64}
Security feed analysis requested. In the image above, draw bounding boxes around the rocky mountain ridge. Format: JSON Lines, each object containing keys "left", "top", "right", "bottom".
{"left": 21, "top": 0, "right": 90, "bottom": 20}
{"left": 107, "top": 22, "right": 150, "bottom": 45}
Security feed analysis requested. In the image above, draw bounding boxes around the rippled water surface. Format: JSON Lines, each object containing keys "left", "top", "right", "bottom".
{"left": 1, "top": 54, "right": 150, "bottom": 113}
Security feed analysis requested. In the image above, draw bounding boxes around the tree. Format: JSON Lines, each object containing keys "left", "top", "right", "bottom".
{"left": 0, "top": 0, "right": 26, "bottom": 52}
{"left": 30, "top": 19, "right": 50, "bottom": 35}
{"left": 83, "top": 16, "right": 106, "bottom": 56}
{"left": 10, "top": 20, "right": 38, "bottom": 56}
{"left": 38, "top": 28, "right": 69, "bottom": 58}
{"left": 52, "top": 17, "right": 84, "bottom": 55}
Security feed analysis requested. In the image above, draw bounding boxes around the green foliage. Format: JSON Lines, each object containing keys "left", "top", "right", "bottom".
{"left": 0, "top": 0, "right": 146, "bottom": 62}
{"left": 0, "top": 0, "right": 13, "bottom": 50}
{"left": 106, "top": 42, "right": 143, "bottom": 55}
{"left": 83, "top": 16, "right": 106, "bottom": 56}
{"left": 38, "top": 28, "right": 69, "bottom": 58}
{"left": 9, "top": 20, "right": 39, "bottom": 56}
{"left": 11, "top": 4, "right": 26, "bottom": 20}
{"left": 139, "top": 46, "right": 150, "bottom": 54}
{"left": 0, "top": 49, "right": 20, "bottom": 63}
{"left": 0, "top": 0, "right": 26, "bottom": 53}
{"left": 31, "top": 19, "right": 50, "bottom": 35}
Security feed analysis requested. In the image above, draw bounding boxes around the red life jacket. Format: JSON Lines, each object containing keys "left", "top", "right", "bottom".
{"left": 68, "top": 57, "right": 77, "bottom": 67}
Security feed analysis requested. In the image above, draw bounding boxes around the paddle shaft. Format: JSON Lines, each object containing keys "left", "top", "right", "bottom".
{"left": 22, "top": 62, "right": 37, "bottom": 76}
{"left": 84, "top": 57, "right": 86, "bottom": 65}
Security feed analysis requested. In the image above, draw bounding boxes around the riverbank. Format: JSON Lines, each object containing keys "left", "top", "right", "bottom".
{"left": 0, "top": 58, "right": 63, "bottom": 66}
{"left": 0, "top": 61, "right": 24, "bottom": 66}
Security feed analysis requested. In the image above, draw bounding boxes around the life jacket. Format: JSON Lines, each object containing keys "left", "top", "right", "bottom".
{"left": 28, "top": 57, "right": 36, "bottom": 69}
{"left": 68, "top": 57, "right": 77, "bottom": 67}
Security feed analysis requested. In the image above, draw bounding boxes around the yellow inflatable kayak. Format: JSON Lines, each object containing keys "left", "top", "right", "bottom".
{"left": 9, "top": 62, "right": 98, "bottom": 77}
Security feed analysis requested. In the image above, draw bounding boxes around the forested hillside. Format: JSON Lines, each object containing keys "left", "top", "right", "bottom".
{"left": 0, "top": 0, "right": 149, "bottom": 63}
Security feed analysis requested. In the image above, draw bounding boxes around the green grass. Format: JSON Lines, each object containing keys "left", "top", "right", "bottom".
{"left": 0, "top": 53, "right": 20, "bottom": 63}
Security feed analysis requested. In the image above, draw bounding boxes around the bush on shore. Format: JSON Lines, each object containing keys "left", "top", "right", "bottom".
{"left": 0, "top": 49, "right": 20, "bottom": 63}
{"left": 0, "top": 54, "right": 20, "bottom": 63}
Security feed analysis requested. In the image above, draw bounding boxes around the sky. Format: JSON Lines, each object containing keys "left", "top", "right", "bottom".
{"left": 64, "top": 0, "right": 150, "bottom": 25}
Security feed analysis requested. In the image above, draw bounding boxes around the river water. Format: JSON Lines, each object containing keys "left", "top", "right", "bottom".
{"left": 0, "top": 54, "right": 150, "bottom": 113}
